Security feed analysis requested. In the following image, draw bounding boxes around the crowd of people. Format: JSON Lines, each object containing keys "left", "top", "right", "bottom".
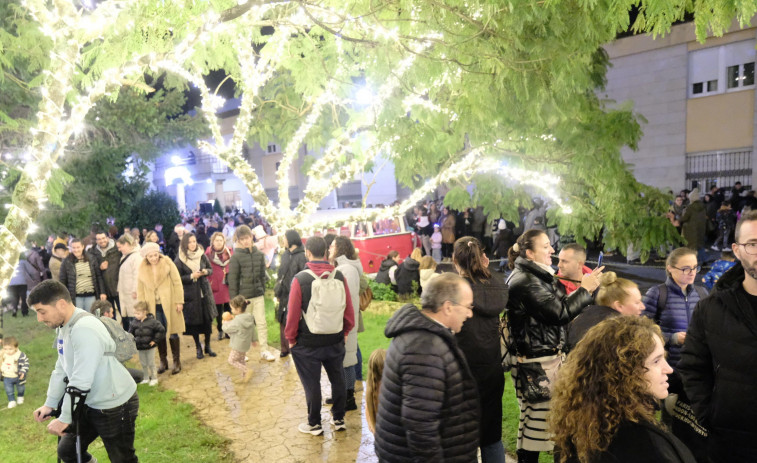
{"left": 4, "top": 194, "right": 757, "bottom": 463}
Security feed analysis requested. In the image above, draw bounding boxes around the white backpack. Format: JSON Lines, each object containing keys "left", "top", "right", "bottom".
{"left": 302, "top": 269, "right": 346, "bottom": 334}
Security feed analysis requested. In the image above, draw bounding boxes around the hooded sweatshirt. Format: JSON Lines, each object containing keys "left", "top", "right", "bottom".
{"left": 286, "top": 261, "right": 355, "bottom": 347}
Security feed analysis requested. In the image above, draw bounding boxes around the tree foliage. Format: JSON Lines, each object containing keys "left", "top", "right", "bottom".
{"left": 0, "top": 0, "right": 753, "bottom": 295}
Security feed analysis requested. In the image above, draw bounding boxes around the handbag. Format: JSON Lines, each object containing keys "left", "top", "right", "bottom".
{"left": 513, "top": 353, "right": 564, "bottom": 403}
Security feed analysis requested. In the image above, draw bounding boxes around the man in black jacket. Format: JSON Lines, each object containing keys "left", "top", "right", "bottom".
{"left": 89, "top": 232, "right": 122, "bottom": 324}
{"left": 679, "top": 210, "right": 757, "bottom": 462}
{"left": 375, "top": 272, "right": 479, "bottom": 463}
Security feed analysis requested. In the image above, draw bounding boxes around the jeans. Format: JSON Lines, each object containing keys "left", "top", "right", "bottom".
{"left": 481, "top": 440, "right": 506, "bottom": 463}
{"left": 291, "top": 342, "right": 346, "bottom": 425}
{"left": 58, "top": 393, "right": 139, "bottom": 463}
{"left": 3, "top": 377, "right": 24, "bottom": 401}
{"left": 432, "top": 248, "right": 442, "bottom": 263}
{"left": 75, "top": 296, "right": 95, "bottom": 313}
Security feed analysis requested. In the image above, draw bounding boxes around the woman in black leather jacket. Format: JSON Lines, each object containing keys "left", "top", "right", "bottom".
{"left": 453, "top": 237, "right": 509, "bottom": 462}
{"left": 505, "top": 229, "right": 602, "bottom": 463}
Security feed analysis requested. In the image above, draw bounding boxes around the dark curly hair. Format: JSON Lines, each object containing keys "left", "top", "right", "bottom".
{"left": 549, "top": 316, "right": 663, "bottom": 463}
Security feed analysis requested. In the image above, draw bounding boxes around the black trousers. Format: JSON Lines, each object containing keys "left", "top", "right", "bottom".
{"left": 6, "top": 284, "right": 28, "bottom": 315}
{"left": 291, "top": 342, "right": 346, "bottom": 425}
{"left": 58, "top": 393, "right": 139, "bottom": 463}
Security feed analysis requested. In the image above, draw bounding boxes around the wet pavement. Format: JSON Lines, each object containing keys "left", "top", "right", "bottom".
{"left": 158, "top": 337, "right": 378, "bottom": 463}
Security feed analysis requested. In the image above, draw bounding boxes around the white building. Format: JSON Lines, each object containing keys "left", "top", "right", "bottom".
{"left": 152, "top": 98, "right": 405, "bottom": 213}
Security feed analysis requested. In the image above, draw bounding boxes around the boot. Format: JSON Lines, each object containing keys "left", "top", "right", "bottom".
{"left": 169, "top": 337, "right": 182, "bottom": 375}
{"left": 345, "top": 389, "right": 357, "bottom": 411}
{"left": 196, "top": 346, "right": 204, "bottom": 359}
{"left": 204, "top": 334, "right": 216, "bottom": 357}
{"left": 157, "top": 338, "right": 169, "bottom": 374}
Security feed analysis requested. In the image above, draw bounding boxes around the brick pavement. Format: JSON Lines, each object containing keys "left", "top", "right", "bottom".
{"left": 158, "top": 336, "right": 378, "bottom": 463}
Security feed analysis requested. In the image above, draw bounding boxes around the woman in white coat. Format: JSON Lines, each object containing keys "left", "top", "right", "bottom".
{"left": 329, "top": 235, "right": 362, "bottom": 411}
{"left": 116, "top": 233, "right": 142, "bottom": 331}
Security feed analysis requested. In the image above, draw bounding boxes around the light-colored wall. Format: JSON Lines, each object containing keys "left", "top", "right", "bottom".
{"left": 601, "top": 43, "right": 689, "bottom": 191}
{"left": 686, "top": 90, "right": 755, "bottom": 152}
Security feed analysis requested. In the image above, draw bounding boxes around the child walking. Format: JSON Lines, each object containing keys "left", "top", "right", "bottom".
{"left": 1, "top": 336, "right": 29, "bottom": 408}
{"left": 128, "top": 301, "right": 166, "bottom": 386}
{"left": 223, "top": 295, "right": 258, "bottom": 382}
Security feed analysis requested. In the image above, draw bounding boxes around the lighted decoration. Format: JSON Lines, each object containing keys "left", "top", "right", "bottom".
{"left": 0, "top": 0, "right": 576, "bottom": 296}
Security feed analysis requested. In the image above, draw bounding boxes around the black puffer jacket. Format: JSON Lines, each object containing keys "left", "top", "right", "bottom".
{"left": 59, "top": 254, "right": 106, "bottom": 300}
{"left": 275, "top": 245, "right": 308, "bottom": 320}
{"left": 128, "top": 313, "right": 166, "bottom": 350}
{"left": 227, "top": 246, "right": 266, "bottom": 299}
{"left": 375, "top": 259, "right": 397, "bottom": 285}
{"left": 375, "top": 304, "right": 479, "bottom": 462}
{"left": 175, "top": 254, "right": 217, "bottom": 327}
{"left": 395, "top": 258, "right": 420, "bottom": 296}
{"left": 678, "top": 261, "right": 757, "bottom": 460}
{"left": 455, "top": 275, "right": 508, "bottom": 447}
{"left": 506, "top": 257, "right": 593, "bottom": 358}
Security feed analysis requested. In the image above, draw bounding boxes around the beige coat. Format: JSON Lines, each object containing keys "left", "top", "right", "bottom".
{"left": 117, "top": 246, "right": 143, "bottom": 318}
{"left": 137, "top": 255, "right": 185, "bottom": 335}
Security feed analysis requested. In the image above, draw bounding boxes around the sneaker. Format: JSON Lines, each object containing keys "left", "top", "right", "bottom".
{"left": 243, "top": 370, "right": 253, "bottom": 383}
{"left": 331, "top": 418, "right": 346, "bottom": 431}
{"left": 7, "top": 401, "right": 16, "bottom": 409}
{"left": 298, "top": 422, "right": 323, "bottom": 436}
{"left": 711, "top": 245, "right": 720, "bottom": 251}
{"left": 140, "top": 379, "right": 150, "bottom": 385}
{"left": 260, "top": 351, "right": 276, "bottom": 362}
{"left": 149, "top": 379, "right": 158, "bottom": 386}
{"left": 16, "top": 397, "right": 24, "bottom": 405}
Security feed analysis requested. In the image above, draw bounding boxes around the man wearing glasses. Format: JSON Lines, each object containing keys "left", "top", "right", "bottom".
{"left": 679, "top": 210, "right": 757, "bottom": 462}
{"left": 375, "top": 272, "right": 479, "bottom": 463}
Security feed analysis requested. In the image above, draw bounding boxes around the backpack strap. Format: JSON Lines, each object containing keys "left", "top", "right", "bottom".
{"left": 655, "top": 283, "right": 668, "bottom": 324}
{"left": 694, "top": 285, "right": 708, "bottom": 300}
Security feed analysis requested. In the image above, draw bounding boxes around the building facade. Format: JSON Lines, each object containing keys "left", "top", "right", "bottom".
{"left": 603, "top": 18, "right": 757, "bottom": 192}
{"left": 152, "top": 99, "right": 404, "bottom": 213}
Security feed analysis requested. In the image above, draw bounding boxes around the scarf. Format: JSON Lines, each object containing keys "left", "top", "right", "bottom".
{"left": 534, "top": 260, "right": 556, "bottom": 276}
{"left": 179, "top": 246, "right": 203, "bottom": 273}
{"left": 209, "top": 247, "right": 231, "bottom": 268}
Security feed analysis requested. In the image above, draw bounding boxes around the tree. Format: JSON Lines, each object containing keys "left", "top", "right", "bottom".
{"left": 213, "top": 198, "right": 223, "bottom": 216}
{"left": 0, "top": 0, "right": 754, "bottom": 292}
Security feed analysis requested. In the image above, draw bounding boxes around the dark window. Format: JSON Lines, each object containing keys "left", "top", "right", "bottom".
{"left": 693, "top": 82, "right": 703, "bottom": 94}
{"left": 728, "top": 65, "right": 740, "bottom": 88}
{"left": 744, "top": 62, "right": 755, "bottom": 86}
{"left": 707, "top": 79, "right": 718, "bottom": 92}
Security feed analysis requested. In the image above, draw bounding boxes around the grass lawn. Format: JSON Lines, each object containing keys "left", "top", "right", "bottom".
{"left": 0, "top": 312, "right": 231, "bottom": 463}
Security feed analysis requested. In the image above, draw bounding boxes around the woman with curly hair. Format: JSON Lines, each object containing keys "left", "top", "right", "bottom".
{"left": 550, "top": 316, "right": 696, "bottom": 463}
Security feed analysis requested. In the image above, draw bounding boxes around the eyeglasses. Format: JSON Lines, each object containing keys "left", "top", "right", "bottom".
{"left": 735, "top": 242, "right": 757, "bottom": 255}
{"left": 448, "top": 300, "right": 474, "bottom": 311}
{"left": 670, "top": 265, "right": 701, "bottom": 275}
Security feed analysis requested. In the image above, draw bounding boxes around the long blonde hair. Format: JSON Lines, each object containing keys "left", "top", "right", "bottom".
{"left": 365, "top": 348, "right": 387, "bottom": 434}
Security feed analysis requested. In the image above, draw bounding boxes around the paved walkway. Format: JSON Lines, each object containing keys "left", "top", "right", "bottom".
{"left": 159, "top": 336, "right": 378, "bottom": 463}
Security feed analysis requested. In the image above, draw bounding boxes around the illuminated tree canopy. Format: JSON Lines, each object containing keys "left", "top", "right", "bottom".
{"left": 0, "top": 0, "right": 755, "bottom": 288}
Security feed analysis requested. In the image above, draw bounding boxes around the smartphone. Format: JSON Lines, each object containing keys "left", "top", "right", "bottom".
{"left": 596, "top": 251, "right": 604, "bottom": 269}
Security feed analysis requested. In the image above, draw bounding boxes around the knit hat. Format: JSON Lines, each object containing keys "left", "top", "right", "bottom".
{"left": 689, "top": 187, "right": 700, "bottom": 202}
{"left": 285, "top": 229, "right": 302, "bottom": 247}
{"left": 140, "top": 242, "right": 160, "bottom": 258}
{"left": 252, "top": 225, "right": 267, "bottom": 240}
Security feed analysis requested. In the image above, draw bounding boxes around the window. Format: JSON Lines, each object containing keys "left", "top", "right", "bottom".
{"left": 267, "top": 143, "right": 278, "bottom": 153}
{"left": 689, "top": 40, "right": 756, "bottom": 97}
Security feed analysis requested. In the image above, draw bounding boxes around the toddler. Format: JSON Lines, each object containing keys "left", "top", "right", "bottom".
{"left": 702, "top": 251, "right": 737, "bottom": 290}
{"left": 1, "top": 336, "right": 29, "bottom": 408}
{"left": 223, "top": 295, "right": 258, "bottom": 382}
{"left": 128, "top": 301, "right": 166, "bottom": 386}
